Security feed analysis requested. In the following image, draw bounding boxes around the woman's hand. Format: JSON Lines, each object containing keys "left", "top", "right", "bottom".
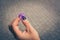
{"left": 10, "top": 13, "right": 40, "bottom": 40}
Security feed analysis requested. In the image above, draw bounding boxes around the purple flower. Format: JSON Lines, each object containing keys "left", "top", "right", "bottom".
{"left": 18, "top": 12, "right": 26, "bottom": 20}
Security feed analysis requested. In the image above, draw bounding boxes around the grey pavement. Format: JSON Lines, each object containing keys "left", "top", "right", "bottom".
{"left": 0, "top": 0, "right": 60, "bottom": 40}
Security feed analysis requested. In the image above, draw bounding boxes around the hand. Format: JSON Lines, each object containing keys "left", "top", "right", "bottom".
{"left": 11, "top": 13, "right": 40, "bottom": 40}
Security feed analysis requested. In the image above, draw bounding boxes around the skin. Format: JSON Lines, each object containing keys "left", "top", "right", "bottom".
{"left": 10, "top": 17, "right": 40, "bottom": 40}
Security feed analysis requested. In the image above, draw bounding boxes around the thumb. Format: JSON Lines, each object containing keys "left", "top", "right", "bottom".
{"left": 20, "top": 15, "right": 35, "bottom": 33}
{"left": 18, "top": 13, "right": 36, "bottom": 33}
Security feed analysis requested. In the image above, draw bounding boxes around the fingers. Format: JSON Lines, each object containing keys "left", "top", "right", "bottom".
{"left": 10, "top": 17, "right": 24, "bottom": 38}
{"left": 11, "top": 17, "right": 20, "bottom": 26}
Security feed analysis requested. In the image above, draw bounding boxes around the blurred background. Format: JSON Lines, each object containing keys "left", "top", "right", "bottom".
{"left": 0, "top": 0, "right": 60, "bottom": 40}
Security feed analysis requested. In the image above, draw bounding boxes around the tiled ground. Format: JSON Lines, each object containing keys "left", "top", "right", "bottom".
{"left": 0, "top": 0, "right": 60, "bottom": 40}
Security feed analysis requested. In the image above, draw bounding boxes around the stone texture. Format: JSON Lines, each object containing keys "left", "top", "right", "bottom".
{"left": 0, "top": 0, "right": 60, "bottom": 40}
